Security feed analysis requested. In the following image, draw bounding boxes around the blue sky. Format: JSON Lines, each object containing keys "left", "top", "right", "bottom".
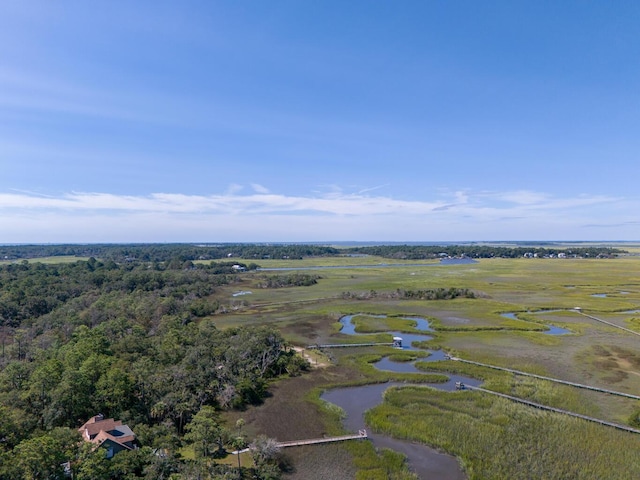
{"left": 1, "top": 1, "right": 639, "bottom": 243}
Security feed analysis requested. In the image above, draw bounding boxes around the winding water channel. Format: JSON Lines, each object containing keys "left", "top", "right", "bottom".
{"left": 320, "top": 311, "right": 576, "bottom": 478}
{"left": 500, "top": 312, "right": 571, "bottom": 335}
{"left": 321, "top": 314, "right": 478, "bottom": 479}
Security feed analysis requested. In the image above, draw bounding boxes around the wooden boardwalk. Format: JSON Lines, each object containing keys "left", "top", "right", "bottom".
{"left": 308, "top": 342, "right": 394, "bottom": 349}
{"left": 460, "top": 384, "right": 640, "bottom": 435}
{"left": 231, "top": 430, "right": 368, "bottom": 455}
{"left": 277, "top": 430, "right": 368, "bottom": 448}
{"left": 574, "top": 310, "right": 640, "bottom": 337}
{"left": 450, "top": 357, "right": 640, "bottom": 400}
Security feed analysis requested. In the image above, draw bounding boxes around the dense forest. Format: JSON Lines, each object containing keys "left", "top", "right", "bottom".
{"left": 0, "top": 243, "right": 626, "bottom": 264}
{"left": 0, "top": 258, "right": 307, "bottom": 479}
{"left": 0, "top": 244, "right": 341, "bottom": 262}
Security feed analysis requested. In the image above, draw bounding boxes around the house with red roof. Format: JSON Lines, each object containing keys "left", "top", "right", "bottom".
{"left": 78, "top": 414, "right": 137, "bottom": 458}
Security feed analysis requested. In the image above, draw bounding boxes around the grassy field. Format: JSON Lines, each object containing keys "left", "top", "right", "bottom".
{"left": 210, "top": 255, "right": 640, "bottom": 478}
{"left": 0, "top": 255, "right": 91, "bottom": 264}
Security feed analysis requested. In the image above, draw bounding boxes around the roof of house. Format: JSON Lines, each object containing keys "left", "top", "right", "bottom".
{"left": 78, "top": 414, "right": 136, "bottom": 451}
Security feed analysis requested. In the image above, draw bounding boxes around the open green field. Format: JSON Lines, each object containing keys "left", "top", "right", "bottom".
{"left": 0, "top": 255, "right": 91, "bottom": 264}
{"left": 212, "top": 255, "right": 640, "bottom": 479}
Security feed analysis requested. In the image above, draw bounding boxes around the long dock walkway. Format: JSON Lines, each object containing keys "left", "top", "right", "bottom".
{"left": 231, "top": 430, "right": 368, "bottom": 454}
{"left": 450, "top": 357, "right": 640, "bottom": 401}
{"left": 460, "top": 384, "right": 640, "bottom": 435}
{"left": 574, "top": 309, "right": 640, "bottom": 337}
{"left": 277, "top": 430, "right": 368, "bottom": 448}
{"left": 308, "top": 342, "right": 394, "bottom": 349}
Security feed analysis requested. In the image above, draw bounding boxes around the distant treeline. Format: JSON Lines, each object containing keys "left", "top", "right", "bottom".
{"left": 345, "top": 245, "right": 625, "bottom": 259}
{"left": 0, "top": 243, "right": 626, "bottom": 263}
{"left": 0, "top": 244, "right": 340, "bottom": 262}
{"left": 342, "top": 287, "right": 475, "bottom": 300}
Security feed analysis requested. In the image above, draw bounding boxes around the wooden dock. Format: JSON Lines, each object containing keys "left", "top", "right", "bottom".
{"left": 308, "top": 343, "right": 394, "bottom": 349}
{"left": 450, "top": 357, "right": 640, "bottom": 400}
{"left": 231, "top": 430, "right": 368, "bottom": 455}
{"left": 459, "top": 384, "right": 640, "bottom": 435}
{"left": 574, "top": 310, "right": 640, "bottom": 337}
{"left": 277, "top": 430, "right": 368, "bottom": 448}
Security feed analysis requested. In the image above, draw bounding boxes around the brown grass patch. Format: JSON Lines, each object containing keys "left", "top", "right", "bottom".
{"left": 224, "top": 366, "right": 364, "bottom": 479}
{"left": 578, "top": 345, "right": 640, "bottom": 385}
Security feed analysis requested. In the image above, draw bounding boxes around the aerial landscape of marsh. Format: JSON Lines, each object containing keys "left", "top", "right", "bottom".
{"left": 215, "top": 245, "right": 640, "bottom": 479}
{"left": 3, "top": 243, "right": 640, "bottom": 478}
{"left": 2, "top": 1, "right": 640, "bottom": 478}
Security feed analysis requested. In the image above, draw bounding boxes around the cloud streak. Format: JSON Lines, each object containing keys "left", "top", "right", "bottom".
{"left": 0, "top": 186, "right": 626, "bottom": 222}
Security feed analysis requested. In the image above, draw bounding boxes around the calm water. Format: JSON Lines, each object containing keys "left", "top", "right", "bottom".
{"left": 500, "top": 312, "right": 571, "bottom": 335}
{"left": 545, "top": 325, "right": 571, "bottom": 335}
{"left": 322, "top": 382, "right": 470, "bottom": 480}
{"left": 339, "top": 314, "right": 434, "bottom": 348}
{"left": 326, "top": 302, "right": 578, "bottom": 476}
{"left": 331, "top": 313, "right": 478, "bottom": 478}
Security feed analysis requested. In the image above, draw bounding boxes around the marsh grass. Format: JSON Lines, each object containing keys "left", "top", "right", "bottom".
{"left": 337, "top": 351, "right": 449, "bottom": 384}
{"left": 626, "top": 317, "right": 640, "bottom": 331}
{"left": 414, "top": 358, "right": 603, "bottom": 416}
{"left": 350, "top": 442, "right": 419, "bottom": 480}
{"left": 350, "top": 314, "right": 425, "bottom": 334}
{"left": 575, "top": 344, "right": 640, "bottom": 388}
{"left": 386, "top": 352, "right": 424, "bottom": 362}
{"left": 212, "top": 254, "right": 640, "bottom": 478}
{"left": 429, "top": 315, "right": 548, "bottom": 332}
{"left": 366, "top": 385, "right": 640, "bottom": 479}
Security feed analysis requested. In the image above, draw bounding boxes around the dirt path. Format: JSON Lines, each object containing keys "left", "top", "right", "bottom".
{"left": 293, "top": 346, "right": 330, "bottom": 368}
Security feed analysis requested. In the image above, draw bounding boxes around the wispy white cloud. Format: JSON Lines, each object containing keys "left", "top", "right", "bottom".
{"left": 582, "top": 221, "right": 640, "bottom": 228}
{"left": 0, "top": 68, "right": 157, "bottom": 124}
{"left": 495, "top": 190, "right": 551, "bottom": 205}
{"left": 356, "top": 184, "right": 389, "bottom": 195}
{"left": 0, "top": 186, "right": 636, "bottom": 243}
{"left": 226, "top": 184, "right": 244, "bottom": 195}
{"left": 0, "top": 64, "right": 425, "bottom": 144}
{"left": 0, "top": 187, "right": 626, "bottom": 223}
{"left": 250, "top": 184, "right": 271, "bottom": 194}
